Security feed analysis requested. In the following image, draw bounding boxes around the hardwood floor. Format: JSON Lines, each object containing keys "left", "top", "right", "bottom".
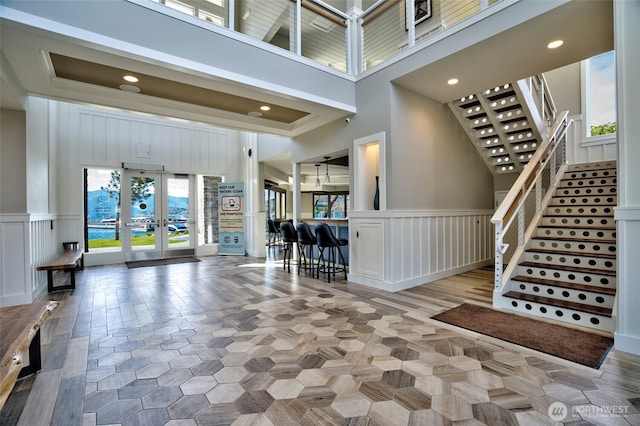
{"left": 1, "top": 255, "right": 639, "bottom": 425}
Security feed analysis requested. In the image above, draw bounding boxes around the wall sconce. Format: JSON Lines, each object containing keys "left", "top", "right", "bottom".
{"left": 324, "top": 156, "right": 331, "bottom": 184}
{"left": 315, "top": 164, "right": 321, "bottom": 188}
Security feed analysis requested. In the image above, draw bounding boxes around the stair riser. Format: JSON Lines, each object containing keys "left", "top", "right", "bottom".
{"left": 549, "top": 196, "right": 617, "bottom": 206}
{"left": 518, "top": 265, "right": 615, "bottom": 287}
{"left": 536, "top": 227, "right": 616, "bottom": 241}
{"left": 523, "top": 252, "right": 615, "bottom": 271}
{"left": 530, "top": 239, "right": 616, "bottom": 256}
{"left": 510, "top": 280, "right": 614, "bottom": 308}
{"left": 540, "top": 217, "right": 615, "bottom": 229}
{"left": 501, "top": 298, "right": 613, "bottom": 332}
{"left": 566, "top": 162, "right": 616, "bottom": 172}
{"left": 545, "top": 206, "right": 614, "bottom": 217}
{"left": 564, "top": 169, "right": 617, "bottom": 179}
{"left": 555, "top": 186, "right": 617, "bottom": 197}
{"left": 558, "top": 177, "right": 617, "bottom": 188}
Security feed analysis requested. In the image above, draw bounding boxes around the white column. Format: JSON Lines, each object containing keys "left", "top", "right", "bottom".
{"left": 613, "top": 0, "right": 640, "bottom": 356}
{"left": 292, "top": 162, "right": 301, "bottom": 226}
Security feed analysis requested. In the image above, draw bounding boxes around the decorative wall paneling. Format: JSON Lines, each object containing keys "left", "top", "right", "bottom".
{"left": 349, "top": 210, "right": 494, "bottom": 292}
{"left": 567, "top": 116, "right": 617, "bottom": 165}
{"left": 0, "top": 214, "right": 57, "bottom": 307}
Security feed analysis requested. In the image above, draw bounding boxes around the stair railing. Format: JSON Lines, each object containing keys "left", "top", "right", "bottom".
{"left": 491, "top": 111, "right": 571, "bottom": 294}
{"left": 527, "top": 74, "right": 557, "bottom": 128}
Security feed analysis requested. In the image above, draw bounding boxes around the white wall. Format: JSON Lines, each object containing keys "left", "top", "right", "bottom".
{"left": 613, "top": 0, "right": 640, "bottom": 357}
{"left": 25, "top": 97, "right": 51, "bottom": 214}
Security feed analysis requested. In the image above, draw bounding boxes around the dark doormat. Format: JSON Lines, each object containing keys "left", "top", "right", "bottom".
{"left": 125, "top": 256, "right": 200, "bottom": 269}
{"left": 432, "top": 303, "right": 613, "bottom": 369}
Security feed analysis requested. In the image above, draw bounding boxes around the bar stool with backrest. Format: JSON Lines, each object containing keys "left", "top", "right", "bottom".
{"left": 279, "top": 222, "right": 298, "bottom": 273}
{"left": 314, "top": 223, "right": 348, "bottom": 283}
{"left": 296, "top": 222, "right": 317, "bottom": 276}
{"left": 267, "top": 219, "right": 281, "bottom": 248}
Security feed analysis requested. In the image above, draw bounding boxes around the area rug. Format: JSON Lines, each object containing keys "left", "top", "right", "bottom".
{"left": 125, "top": 256, "right": 200, "bottom": 269}
{"left": 431, "top": 303, "right": 613, "bottom": 369}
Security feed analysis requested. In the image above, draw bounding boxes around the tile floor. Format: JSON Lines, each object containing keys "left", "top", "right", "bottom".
{"left": 1, "top": 255, "right": 639, "bottom": 425}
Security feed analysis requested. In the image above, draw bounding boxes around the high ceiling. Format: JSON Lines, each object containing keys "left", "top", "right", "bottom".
{"left": 0, "top": 0, "right": 613, "bottom": 182}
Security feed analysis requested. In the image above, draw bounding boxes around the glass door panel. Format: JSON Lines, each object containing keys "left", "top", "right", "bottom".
{"left": 122, "top": 171, "right": 162, "bottom": 261}
{"left": 164, "top": 175, "right": 194, "bottom": 255}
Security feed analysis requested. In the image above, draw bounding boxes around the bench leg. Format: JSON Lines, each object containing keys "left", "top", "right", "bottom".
{"left": 47, "top": 270, "right": 54, "bottom": 293}
{"left": 17, "top": 329, "right": 41, "bottom": 379}
{"left": 69, "top": 269, "right": 76, "bottom": 290}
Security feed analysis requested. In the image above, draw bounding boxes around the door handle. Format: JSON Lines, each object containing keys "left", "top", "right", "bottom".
{"left": 163, "top": 219, "right": 167, "bottom": 227}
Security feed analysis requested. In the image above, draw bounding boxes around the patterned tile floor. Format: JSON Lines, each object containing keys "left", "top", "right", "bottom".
{"left": 2, "top": 255, "right": 639, "bottom": 425}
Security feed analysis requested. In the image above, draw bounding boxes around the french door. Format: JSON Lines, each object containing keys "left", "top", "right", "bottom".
{"left": 121, "top": 170, "right": 194, "bottom": 261}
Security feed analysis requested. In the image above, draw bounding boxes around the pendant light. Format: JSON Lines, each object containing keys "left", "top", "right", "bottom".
{"left": 315, "top": 164, "right": 321, "bottom": 188}
{"left": 324, "top": 156, "right": 331, "bottom": 184}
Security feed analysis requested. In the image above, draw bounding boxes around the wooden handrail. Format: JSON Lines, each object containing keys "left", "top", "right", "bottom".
{"left": 301, "top": 0, "right": 347, "bottom": 27}
{"left": 491, "top": 111, "right": 569, "bottom": 226}
{"left": 362, "top": 0, "right": 400, "bottom": 26}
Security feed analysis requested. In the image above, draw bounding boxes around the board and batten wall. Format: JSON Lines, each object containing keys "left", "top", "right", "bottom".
{"left": 1, "top": 98, "right": 244, "bottom": 306}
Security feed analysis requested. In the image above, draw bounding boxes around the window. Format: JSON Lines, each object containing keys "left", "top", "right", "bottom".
{"left": 198, "top": 175, "right": 221, "bottom": 245}
{"left": 264, "top": 184, "right": 287, "bottom": 220}
{"left": 584, "top": 50, "right": 616, "bottom": 137}
{"left": 84, "top": 167, "right": 123, "bottom": 252}
{"left": 313, "top": 192, "right": 349, "bottom": 219}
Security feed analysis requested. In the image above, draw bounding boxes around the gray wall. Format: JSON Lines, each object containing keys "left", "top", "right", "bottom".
{"left": 0, "top": 109, "right": 27, "bottom": 213}
{"left": 389, "top": 84, "right": 493, "bottom": 209}
{"left": 545, "top": 63, "right": 581, "bottom": 116}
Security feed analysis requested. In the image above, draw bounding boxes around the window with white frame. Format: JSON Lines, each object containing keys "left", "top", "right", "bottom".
{"left": 583, "top": 50, "right": 616, "bottom": 137}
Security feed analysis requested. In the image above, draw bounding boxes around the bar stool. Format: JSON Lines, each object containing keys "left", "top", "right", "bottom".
{"left": 296, "top": 222, "right": 316, "bottom": 276}
{"left": 267, "top": 219, "right": 281, "bottom": 248}
{"left": 314, "top": 223, "right": 348, "bottom": 282}
{"left": 279, "top": 222, "right": 298, "bottom": 273}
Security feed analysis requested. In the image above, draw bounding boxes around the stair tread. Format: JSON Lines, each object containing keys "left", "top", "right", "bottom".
{"left": 526, "top": 248, "right": 616, "bottom": 259}
{"left": 503, "top": 291, "right": 612, "bottom": 317}
{"left": 536, "top": 225, "right": 615, "bottom": 229}
{"left": 511, "top": 276, "right": 616, "bottom": 295}
{"left": 532, "top": 236, "right": 616, "bottom": 244}
{"left": 520, "top": 261, "right": 616, "bottom": 276}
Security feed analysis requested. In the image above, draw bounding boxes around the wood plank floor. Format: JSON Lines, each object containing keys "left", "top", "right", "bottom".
{"left": 1, "top": 255, "right": 639, "bottom": 425}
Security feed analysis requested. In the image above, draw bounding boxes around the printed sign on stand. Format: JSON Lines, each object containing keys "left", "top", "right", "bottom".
{"left": 218, "top": 182, "right": 245, "bottom": 255}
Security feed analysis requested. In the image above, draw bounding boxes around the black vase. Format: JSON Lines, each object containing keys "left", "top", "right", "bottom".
{"left": 373, "top": 176, "right": 380, "bottom": 210}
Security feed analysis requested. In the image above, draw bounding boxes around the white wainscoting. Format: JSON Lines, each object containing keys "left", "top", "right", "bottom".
{"left": 348, "top": 210, "right": 494, "bottom": 292}
{"left": 567, "top": 115, "right": 617, "bottom": 165}
{"left": 0, "top": 214, "right": 57, "bottom": 307}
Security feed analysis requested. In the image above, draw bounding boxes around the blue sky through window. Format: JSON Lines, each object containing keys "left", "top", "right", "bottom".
{"left": 588, "top": 50, "right": 616, "bottom": 128}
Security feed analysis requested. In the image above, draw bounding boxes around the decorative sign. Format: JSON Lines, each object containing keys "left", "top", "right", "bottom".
{"left": 218, "top": 182, "right": 245, "bottom": 255}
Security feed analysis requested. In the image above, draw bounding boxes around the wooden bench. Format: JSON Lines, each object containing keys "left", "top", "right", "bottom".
{"left": 36, "top": 242, "right": 84, "bottom": 293}
{"left": 0, "top": 300, "right": 59, "bottom": 409}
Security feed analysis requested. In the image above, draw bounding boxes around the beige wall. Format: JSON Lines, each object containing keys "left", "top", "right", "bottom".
{"left": 545, "top": 62, "right": 581, "bottom": 116}
{"left": 0, "top": 109, "right": 27, "bottom": 213}
{"left": 388, "top": 84, "right": 493, "bottom": 210}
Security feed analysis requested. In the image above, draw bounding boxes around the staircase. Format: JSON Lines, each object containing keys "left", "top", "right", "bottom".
{"left": 501, "top": 161, "right": 617, "bottom": 332}
{"left": 448, "top": 77, "right": 552, "bottom": 175}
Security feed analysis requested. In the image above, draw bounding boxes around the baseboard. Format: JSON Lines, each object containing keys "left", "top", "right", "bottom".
{"left": 348, "top": 260, "right": 493, "bottom": 293}
{"left": 614, "top": 331, "right": 640, "bottom": 357}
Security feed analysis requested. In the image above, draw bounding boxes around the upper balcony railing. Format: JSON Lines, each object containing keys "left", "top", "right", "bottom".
{"left": 144, "top": 0, "right": 504, "bottom": 76}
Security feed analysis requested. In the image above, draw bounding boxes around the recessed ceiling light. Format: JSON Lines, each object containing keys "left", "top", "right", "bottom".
{"left": 123, "top": 75, "right": 139, "bottom": 83}
{"left": 248, "top": 111, "right": 262, "bottom": 117}
{"left": 119, "top": 84, "right": 140, "bottom": 93}
{"left": 260, "top": 105, "right": 271, "bottom": 111}
{"left": 447, "top": 78, "right": 459, "bottom": 85}
{"left": 547, "top": 40, "right": 564, "bottom": 49}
